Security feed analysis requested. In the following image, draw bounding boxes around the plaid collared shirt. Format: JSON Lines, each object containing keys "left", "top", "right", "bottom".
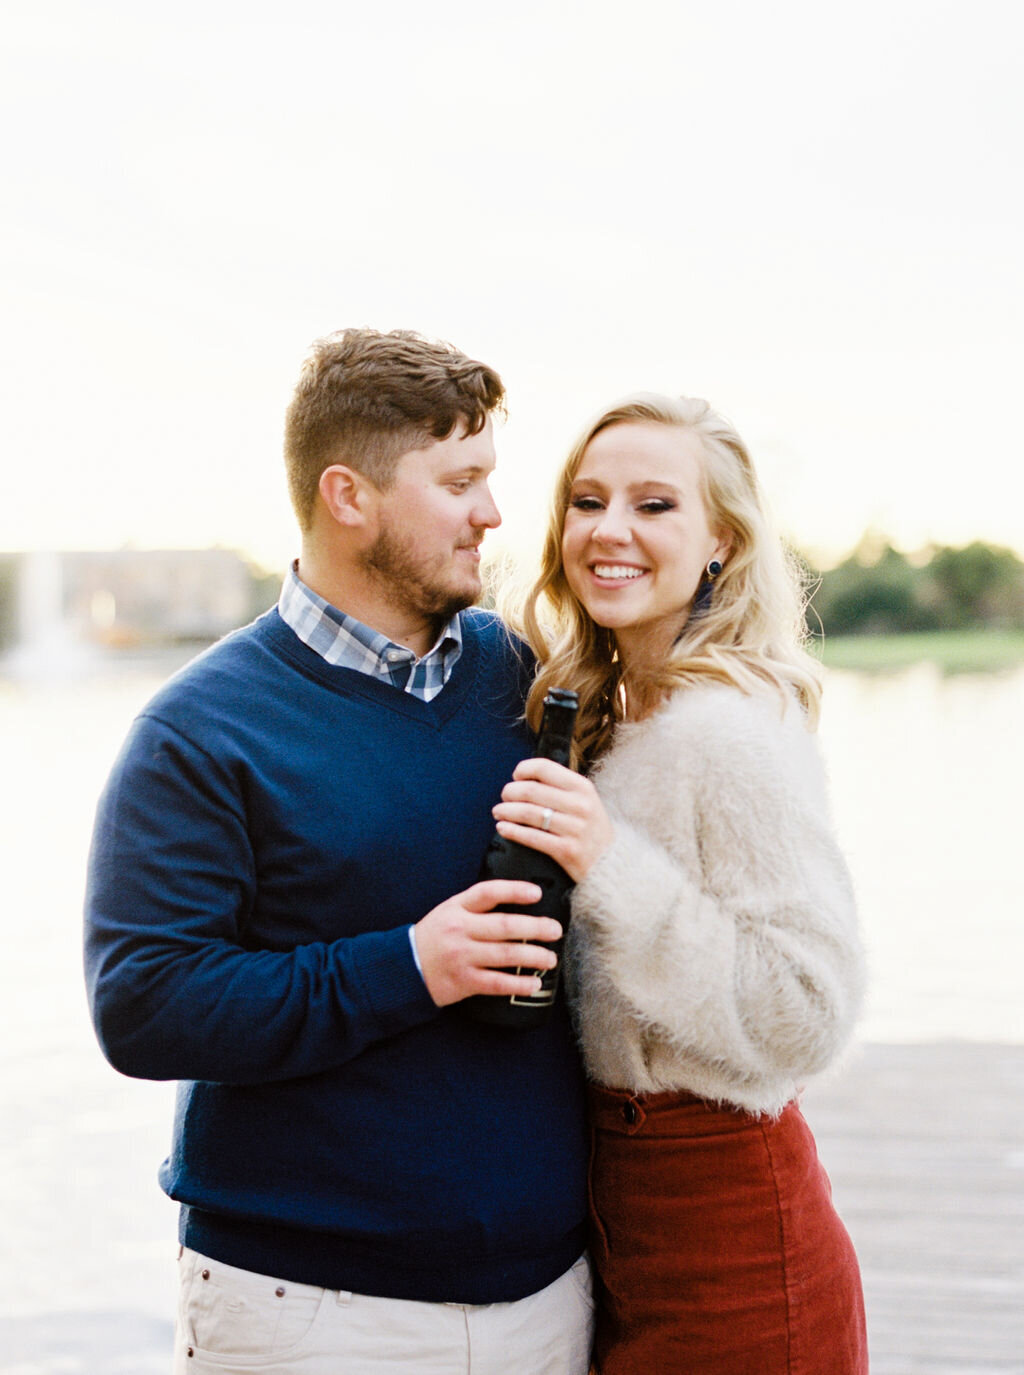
{"left": 277, "top": 563, "right": 464, "bottom": 702}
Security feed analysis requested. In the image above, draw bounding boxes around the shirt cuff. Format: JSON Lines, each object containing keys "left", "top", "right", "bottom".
{"left": 408, "top": 924, "right": 425, "bottom": 978}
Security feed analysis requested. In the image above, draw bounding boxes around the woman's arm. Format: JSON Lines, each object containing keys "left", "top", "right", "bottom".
{"left": 517, "top": 691, "right": 864, "bottom": 1085}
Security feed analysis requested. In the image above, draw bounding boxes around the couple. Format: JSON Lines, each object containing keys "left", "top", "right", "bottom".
{"left": 85, "top": 328, "right": 867, "bottom": 1374}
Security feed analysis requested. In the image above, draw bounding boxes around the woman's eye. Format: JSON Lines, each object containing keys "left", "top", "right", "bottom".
{"left": 570, "top": 496, "right": 604, "bottom": 511}
{"left": 638, "top": 499, "right": 674, "bottom": 514}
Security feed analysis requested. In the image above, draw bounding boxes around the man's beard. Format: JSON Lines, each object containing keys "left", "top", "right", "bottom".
{"left": 360, "top": 523, "right": 479, "bottom": 627}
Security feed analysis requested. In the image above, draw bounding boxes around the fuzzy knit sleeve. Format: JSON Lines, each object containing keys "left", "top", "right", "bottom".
{"left": 568, "top": 686, "right": 865, "bottom": 1109}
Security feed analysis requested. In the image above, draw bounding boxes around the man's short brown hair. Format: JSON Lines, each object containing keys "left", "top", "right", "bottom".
{"left": 283, "top": 328, "right": 506, "bottom": 529}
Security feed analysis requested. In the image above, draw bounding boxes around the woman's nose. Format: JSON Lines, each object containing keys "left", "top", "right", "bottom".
{"left": 592, "top": 508, "right": 632, "bottom": 545}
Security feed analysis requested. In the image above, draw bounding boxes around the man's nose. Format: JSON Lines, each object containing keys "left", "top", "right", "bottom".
{"left": 473, "top": 483, "right": 502, "bottom": 530}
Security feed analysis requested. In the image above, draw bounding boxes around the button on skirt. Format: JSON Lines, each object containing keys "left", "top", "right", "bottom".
{"left": 587, "top": 1085, "right": 868, "bottom": 1374}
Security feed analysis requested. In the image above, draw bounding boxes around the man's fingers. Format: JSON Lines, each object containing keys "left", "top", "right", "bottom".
{"left": 467, "top": 907, "right": 563, "bottom": 944}
{"left": 472, "top": 969, "right": 547, "bottom": 998}
{"left": 472, "top": 941, "right": 559, "bottom": 971}
{"left": 463, "top": 879, "right": 544, "bottom": 912}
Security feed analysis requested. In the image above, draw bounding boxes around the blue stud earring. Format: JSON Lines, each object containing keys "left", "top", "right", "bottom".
{"left": 690, "top": 559, "right": 723, "bottom": 620}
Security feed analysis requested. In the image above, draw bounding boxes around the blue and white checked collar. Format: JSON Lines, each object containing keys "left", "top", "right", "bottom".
{"left": 277, "top": 562, "right": 464, "bottom": 702}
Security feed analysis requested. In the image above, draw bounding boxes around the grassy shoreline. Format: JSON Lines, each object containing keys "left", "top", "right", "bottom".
{"left": 814, "top": 629, "right": 1024, "bottom": 674}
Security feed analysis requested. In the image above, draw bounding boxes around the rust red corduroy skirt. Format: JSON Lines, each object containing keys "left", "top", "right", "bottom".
{"left": 587, "top": 1085, "right": 868, "bottom": 1375}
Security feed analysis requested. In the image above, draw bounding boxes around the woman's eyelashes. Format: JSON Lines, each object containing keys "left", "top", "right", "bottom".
{"left": 568, "top": 494, "right": 676, "bottom": 515}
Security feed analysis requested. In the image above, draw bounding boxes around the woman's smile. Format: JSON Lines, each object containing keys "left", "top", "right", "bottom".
{"left": 589, "top": 563, "right": 648, "bottom": 584}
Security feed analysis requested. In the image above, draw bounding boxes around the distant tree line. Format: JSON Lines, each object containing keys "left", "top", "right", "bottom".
{"left": 806, "top": 536, "right": 1024, "bottom": 637}
{"left": 3, "top": 541, "right": 1023, "bottom": 655}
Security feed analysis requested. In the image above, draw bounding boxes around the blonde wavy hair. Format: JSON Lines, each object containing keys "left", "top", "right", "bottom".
{"left": 510, "top": 393, "right": 822, "bottom": 763}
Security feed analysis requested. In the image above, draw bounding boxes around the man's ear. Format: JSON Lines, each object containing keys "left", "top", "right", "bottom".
{"left": 318, "top": 465, "right": 378, "bottom": 528}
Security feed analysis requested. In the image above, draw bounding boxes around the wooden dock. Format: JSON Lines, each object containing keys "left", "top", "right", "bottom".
{"left": 0, "top": 1042, "right": 1020, "bottom": 1373}
{"left": 803, "top": 1041, "right": 1024, "bottom": 1374}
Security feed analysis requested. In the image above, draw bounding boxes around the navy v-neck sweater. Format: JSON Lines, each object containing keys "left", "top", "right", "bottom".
{"left": 85, "top": 609, "right": 588, "bottom": 1303}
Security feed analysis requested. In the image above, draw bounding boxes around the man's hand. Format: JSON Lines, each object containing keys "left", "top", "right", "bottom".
{"left": 413, "top": 881, "right": 562, "bottom": 1008}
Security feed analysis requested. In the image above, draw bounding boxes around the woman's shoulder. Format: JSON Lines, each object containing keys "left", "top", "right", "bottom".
{"left": 653, "top": 680, "right": 803, "bottom": 743}
{"left": 631, "top": 681, "right": 818, "bottom": 791}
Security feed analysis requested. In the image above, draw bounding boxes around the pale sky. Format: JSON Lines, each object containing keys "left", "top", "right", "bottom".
{"left": 2, "top": 0, "right": 1021, "bottom": 573}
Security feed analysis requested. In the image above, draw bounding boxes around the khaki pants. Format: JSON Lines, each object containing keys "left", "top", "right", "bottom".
{"left": 174, "top": 1246, "right": 594, "bottom": 1374}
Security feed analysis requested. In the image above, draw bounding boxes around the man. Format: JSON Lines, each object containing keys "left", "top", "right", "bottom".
{"left": 84, "top": 329, "right": 592, "bottom": 1374}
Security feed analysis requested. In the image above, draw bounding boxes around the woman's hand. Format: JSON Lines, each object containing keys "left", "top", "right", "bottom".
{"left": 492, "top": 758, "right": 614, "bottom": 882}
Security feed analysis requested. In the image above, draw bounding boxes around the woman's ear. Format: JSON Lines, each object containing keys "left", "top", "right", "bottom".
{"left": 318, "top": 465, "right": 376, "bottom": 529}
{"left": 712, "top": 530, "right": 733, "bottom": 565}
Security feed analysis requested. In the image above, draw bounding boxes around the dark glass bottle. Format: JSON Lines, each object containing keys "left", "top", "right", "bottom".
{"left": 465, "top": 688, "right": 579, "bottom": 1029}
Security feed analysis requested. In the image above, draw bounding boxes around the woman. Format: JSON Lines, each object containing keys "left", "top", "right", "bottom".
{"left": 492, "top": 394, "right": 868, "bottom": 1373}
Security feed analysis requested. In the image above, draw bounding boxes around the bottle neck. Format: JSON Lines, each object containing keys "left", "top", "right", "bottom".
{"left": 535, "top": 704, "right": 577, "bottom": 768}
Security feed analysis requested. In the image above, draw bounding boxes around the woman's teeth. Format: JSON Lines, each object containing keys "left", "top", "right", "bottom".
{"left": 593, "top": 565, "right": 644, "bottom": 580}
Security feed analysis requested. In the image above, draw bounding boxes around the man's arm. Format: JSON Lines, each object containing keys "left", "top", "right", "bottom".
{"left": 84, "top": 714, "right": 557, "bottom": 1085}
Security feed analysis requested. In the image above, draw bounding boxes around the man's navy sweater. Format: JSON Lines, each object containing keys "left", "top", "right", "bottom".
{"left": 84, "top": 608, "right": 588, "bottom": 1303}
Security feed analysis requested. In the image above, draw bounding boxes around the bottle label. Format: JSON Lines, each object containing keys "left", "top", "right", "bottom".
{"left": 510, "top": 966, "right": 558, "bottom": 1006}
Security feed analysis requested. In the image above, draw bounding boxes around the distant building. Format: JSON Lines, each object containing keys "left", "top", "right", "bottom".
{"left": 0, "top": 548, "right": 276, "bottom": 659}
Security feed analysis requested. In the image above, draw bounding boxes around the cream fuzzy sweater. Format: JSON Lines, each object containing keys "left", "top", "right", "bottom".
{"left": 568, "top": 683, "right": 865, "bottom": 1116}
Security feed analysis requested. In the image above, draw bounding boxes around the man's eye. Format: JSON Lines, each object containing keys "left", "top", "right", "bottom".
{"left": 448, "top": 481, "right": 472, "bottom": 493}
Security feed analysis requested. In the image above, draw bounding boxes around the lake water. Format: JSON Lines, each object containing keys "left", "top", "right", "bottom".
{"left": 1, "top": 654, "right": 1022, "bottom": 1369}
